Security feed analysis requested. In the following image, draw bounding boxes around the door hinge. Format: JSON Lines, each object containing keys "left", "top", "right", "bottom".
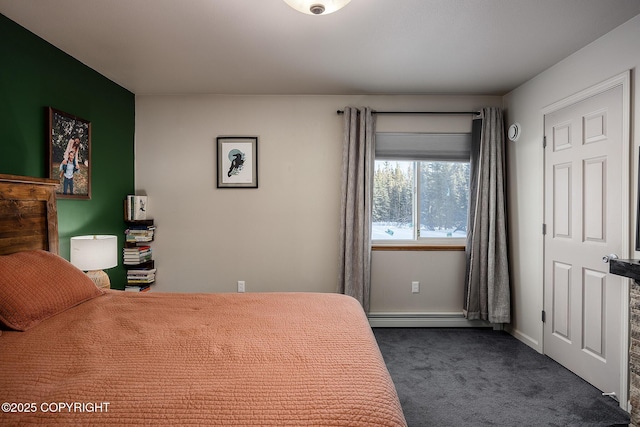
{"left": 543, "top": 136, "right": 547, "bottom": 148}
{"left": 542, "top": 224, "right": 547, "bottom": 235}
{"left": 542, "top": 310, "right": 546, "bottom": 323}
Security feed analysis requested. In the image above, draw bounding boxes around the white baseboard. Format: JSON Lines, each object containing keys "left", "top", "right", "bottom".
{"left": 505, "top": 325, "right": 541, "bottom": 353}
{"left": 368, "top": 312, "right": 492, "bottom": 328}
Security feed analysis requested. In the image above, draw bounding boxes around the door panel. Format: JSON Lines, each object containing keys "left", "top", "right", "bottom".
{"left": 583, "top": 157, "right": 606, "bottom": 242}
{"left": 552, "top": 261, "right": 571, "bottom": 340}
{"left": 582, "top": 268, "right": 605, "bottom": 359}
{"left": 544, "top": 84, "right": 625, "bottom": 398}
{"left": 553, "top": 164, "right": 571, "bottom": 238}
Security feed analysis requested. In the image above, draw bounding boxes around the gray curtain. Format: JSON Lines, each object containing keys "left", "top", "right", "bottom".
{"left": 337, "top": 107, "right": 375, "bottom": 313}
{"left": 464, "top": 107, "right": 511, "bottom": 323}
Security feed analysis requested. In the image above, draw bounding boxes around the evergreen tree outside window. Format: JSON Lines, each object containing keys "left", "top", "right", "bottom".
{"left": 372, "top": 133, "right": 471, "bottom": 244}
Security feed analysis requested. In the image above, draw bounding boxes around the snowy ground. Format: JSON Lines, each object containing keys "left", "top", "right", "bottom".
{"left": 372, "top": 223, "right": 466, "bottom": 240}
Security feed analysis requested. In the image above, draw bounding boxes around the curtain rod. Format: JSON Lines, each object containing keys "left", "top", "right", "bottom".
{"left": 336, "top": 110, "right": 478, "bottom": 115}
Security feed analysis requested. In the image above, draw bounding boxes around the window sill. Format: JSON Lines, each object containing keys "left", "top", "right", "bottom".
{"left": 371, "top": 245, "right": 465, "bottom": 252}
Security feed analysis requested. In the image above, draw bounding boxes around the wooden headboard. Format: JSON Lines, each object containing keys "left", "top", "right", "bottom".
{"left": 0, "top": 174, "right": 59, "bottom": 255}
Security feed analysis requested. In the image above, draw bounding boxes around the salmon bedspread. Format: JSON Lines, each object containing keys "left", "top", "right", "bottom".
{"left": 0, "top": 291, "right": 406, "bottom": 426}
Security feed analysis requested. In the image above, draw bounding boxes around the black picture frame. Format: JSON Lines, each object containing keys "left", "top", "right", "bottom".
{"left": 216, "top": 136, "right": 258, "bottom": 188}
{"left": 47, "top": 107, "right": 91, "bottom": 199}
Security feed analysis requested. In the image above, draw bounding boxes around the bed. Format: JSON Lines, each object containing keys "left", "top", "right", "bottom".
{"left": 0, "top": 174, "right": 407, "bottom": 426}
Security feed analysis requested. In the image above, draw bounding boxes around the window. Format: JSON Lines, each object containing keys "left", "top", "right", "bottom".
{"left": 372, "top": 133, "right": 471, "bottom": 244}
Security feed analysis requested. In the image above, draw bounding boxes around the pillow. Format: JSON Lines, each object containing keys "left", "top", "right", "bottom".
{"left": 0, "top": 250, "right": 104, "bottom": 331}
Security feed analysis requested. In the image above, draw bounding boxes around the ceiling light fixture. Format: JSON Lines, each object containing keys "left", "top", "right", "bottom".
{"left": 283, "top": 0, "right": 351, "bottom": 15}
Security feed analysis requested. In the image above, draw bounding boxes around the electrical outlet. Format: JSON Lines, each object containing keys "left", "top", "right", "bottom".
{"left": 412, "top": 281, "right": 420, "bottom": 293}
{"left": 237, "top": 281, "right": 245, "bottom": 293}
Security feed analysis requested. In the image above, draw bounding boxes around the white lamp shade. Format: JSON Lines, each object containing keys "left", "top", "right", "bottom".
{"left": 70, "top": 235, "right": 118, "bottom": 271}
{"left": 283, "top": 0, "right": 351, "bottom": 15}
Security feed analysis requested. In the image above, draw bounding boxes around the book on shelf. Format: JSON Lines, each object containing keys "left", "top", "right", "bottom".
{"left": 123, "top": 255, "right": 151, "bottom": 261}
{"left": 123, "top": 257, "right": 151, "bottom": 263}
{"left": 123, "top": 252, "right": 153, "bottom": 265}
{"left": 123, "top": 255, "right": 151, "bottom": 262}
{"left": 124, "top": 284, "right": 152, "bottom": 292}
{"left": 127, "top": 268, "right": 156, "bottom": 275}
{"left": 123, "top": 260, "right": 155, "bottom": 270}
{"left": 127, "top": 274, "right": 155, "bottom": 279}
{"left": 125, "top": 219, "right": 154, "bottom": 226}
{"left": 125, "top": 195, "right": 148, "bottom": 221}
{"left": 127, "top": 268, "right": 156, "bottom": 283}
{"left": 124, "top": 258, "right": 152, "bottom": 265}
{"left": 127, "top": 280, "right": 155, "bottom": 285}
{"left": 126, "top": 227, "right": 155, "bottom": 233}
{"left": 123, "top": 246, "right": 151, "bottom": 253}
{"left": 125, "top": 227, "right": 154, "bottom": 243}
{"left": 127, "top": 276, "right": 155, "bottom": 282}
{"left": 123, "top": 245, "right": 151, "bottom": 254}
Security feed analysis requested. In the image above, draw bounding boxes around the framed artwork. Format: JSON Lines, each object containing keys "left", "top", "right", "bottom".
{"left": 216, "top": 136, "right": 258, "bottom": 188}
{"left": 47, "top": 107, "right": 91, "bottom": 199}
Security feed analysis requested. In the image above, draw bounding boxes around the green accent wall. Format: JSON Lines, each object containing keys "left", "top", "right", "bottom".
{"left": 0, "top": 14, "right": 135, "bottom": 290}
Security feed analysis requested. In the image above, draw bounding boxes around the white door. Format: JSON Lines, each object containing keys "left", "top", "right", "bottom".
{"left": 543, "top": 77, "right": 629, "bottom": 403}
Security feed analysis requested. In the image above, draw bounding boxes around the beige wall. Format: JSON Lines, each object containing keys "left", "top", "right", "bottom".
{"left": 134, "top": 14, "right": 640, "bottom": 332}
{"left": 503, "top": 15, "right": 640, "bottom": 351}
{"left": 133, "top": 14, "right": 640, "bottom": 346}
{"left": 370, "top": 250, "right": 466, "bottom": 313}
{"left": 134, "top": 94, "right": 500, "bottom": 315}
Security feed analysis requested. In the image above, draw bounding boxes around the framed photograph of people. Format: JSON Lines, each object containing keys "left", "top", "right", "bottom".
{"left": 47, "top": 107, "right": 91, "bottom": 199}
{"left": 216, "top": 136, "right": 258, "bottom": 188}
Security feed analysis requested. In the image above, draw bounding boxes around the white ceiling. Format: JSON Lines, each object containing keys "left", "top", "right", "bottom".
{"left": 2, "top": 0, "right": 639, "bottom": 96}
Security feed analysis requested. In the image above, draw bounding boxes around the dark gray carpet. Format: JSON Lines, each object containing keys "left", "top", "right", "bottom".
{"left": 373, "top": 328, "right": 630, "bottom": 427}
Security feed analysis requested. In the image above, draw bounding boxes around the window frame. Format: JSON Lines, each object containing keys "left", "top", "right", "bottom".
{"left": 372, "top": 132, "right": 471, "bottom": 248}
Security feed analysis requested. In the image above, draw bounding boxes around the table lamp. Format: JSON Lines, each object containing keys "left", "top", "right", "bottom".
{"left": 70, "top": 235, "right": 118, "bottom": 289}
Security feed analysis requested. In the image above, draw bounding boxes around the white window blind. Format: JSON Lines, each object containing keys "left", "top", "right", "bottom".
{"left": 375, "top": 133, "right": 471, "bottom": 161}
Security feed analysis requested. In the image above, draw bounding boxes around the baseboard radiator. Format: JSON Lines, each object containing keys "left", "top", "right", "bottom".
{"left": 368, "top": 312, "right": 496, "bottom": 329}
